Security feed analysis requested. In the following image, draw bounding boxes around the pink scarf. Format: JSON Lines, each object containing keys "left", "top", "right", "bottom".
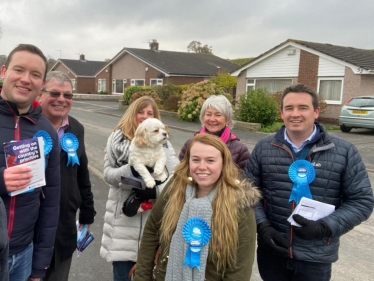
{"left": 199, "top": 126, "right": 231, "bottom": 143}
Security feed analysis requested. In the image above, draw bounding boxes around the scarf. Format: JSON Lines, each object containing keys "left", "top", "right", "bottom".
{"left": 106, "top": 129, "right": 132, "bottom": 218}
{"left": 199, "top": 126, "right": 231, "bottom": 143}
{"left": 106, "top": 129, "right": 131, "bottom": 167}
{"left": 165, "top": 185, "right": 217, "bottom": 281}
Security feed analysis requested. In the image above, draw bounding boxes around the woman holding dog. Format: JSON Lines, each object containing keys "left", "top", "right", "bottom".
{"left": 179, "top": 95, "right": 250, "bottom": 169}
{"left": 100, "top": 96, "right": 179, "bottom": 281}
{"left": 134, "top": 134, "right": 260, "bottom": 281}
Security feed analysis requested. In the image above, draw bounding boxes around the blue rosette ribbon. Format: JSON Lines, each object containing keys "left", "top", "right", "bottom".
{"left": 33, "top": 130, "right": 53, "bottom": 169}
{"left": 61, "top": 133, "right": 80, "bottom": 167}
{"left": 182, "top": 218, "right": 211, "bottom": 270}
{"left": 288, "top": 160, "right": 315, "bottom": 204}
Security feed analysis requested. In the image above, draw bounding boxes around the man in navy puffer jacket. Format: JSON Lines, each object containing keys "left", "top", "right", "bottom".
{"left": 0, "top": 44, "right": 60, "bottom": 281}
{"left": 244, "top": 83, "right": 373, "bottom": 281}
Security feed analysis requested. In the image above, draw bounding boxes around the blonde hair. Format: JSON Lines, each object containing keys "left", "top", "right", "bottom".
{"left": 114, "top": 96, "right": 160, "bottom": 139}
{"left": 160, "top": 134, "right": 246, "bottom": 272}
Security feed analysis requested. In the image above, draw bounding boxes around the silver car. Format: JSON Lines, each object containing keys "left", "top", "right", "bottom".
{"left": 339, "top": 96, "right": 374, "bottom": 132}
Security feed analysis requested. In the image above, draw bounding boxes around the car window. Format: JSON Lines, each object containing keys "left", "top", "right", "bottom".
{"left": 348, "top": 98, "right": 374, "bottom": 107}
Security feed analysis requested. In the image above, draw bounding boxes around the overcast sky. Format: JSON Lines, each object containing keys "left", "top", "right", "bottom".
{"left": 1, "top": 0, "right": 373, "bottom": 62}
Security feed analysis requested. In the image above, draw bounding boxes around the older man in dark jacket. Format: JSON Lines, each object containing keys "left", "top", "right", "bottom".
{"left": 38, "top": 71, "right": 96, "bottom": 281}
{"left": 244, "top": 83, "right": 373, "bottom": 281}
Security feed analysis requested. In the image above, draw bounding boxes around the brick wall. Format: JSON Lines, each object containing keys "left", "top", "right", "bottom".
{"left": 298, "top": 50, "right": 319, "bottom": 90}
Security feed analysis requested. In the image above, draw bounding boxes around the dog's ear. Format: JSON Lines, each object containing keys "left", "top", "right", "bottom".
{"left": 164, "top": 125, "right": 170, "bottom": 136}
{"left": 134, "top": 126, "right": 148, "bottom": 147}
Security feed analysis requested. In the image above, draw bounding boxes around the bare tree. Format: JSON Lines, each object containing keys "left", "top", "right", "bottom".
{"left": 187, "top": 41, "right": 213, "bottom": 54}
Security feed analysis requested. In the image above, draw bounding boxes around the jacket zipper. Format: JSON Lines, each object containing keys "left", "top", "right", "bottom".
{"left": 7, "top": 116, "right": 21, "bottom": 240}
{"left": 272, "top": 142, "right": 296, "bottom": 258}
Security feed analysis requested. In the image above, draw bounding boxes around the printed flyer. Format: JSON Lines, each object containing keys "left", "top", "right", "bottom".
{"left": 4, "top": 137, "right": 45, "bottom": 196}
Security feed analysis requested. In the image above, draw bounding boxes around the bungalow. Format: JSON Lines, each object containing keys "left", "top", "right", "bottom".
{"left": 231, "top": 39, "right": 374, "bottom": 123}
{"left": 50, "top": 55, "right": 107, "bottom": 94}
{"left": 95, "top": 40, "right": 238, "bottom": 94}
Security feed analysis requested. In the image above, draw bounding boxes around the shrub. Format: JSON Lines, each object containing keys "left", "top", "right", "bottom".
{"left": 123, "top": 86, "right": 159, "bottom": 104}
{"left": 236, "top": 88, "right": 278, "bottom": 126}
{"left": 209, "top": 72, "right": 237, "bottom": 90}
{"left": 129, "top": 90, "right": 160, "bottom": 105}
{"left": 154, "top": 84, "right": 183, "bottom": 105}
{"left": 177, "top": 81, "right": 228, "bottom": 122}
{"left": 162, "top": 94, "right": 181, "bottom": 112}
{"left": 98, "top": 91, "right": 108, "bottom": 95}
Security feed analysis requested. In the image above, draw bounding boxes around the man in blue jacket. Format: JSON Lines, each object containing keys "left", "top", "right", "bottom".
{"left": 38, "top": 71, "right": 96, "bottom": 281}
{"left": 244, "top": 83, "right": 373, "bottom": 281}
{"left": 0, "top": 44, "right": 60, "bottom": 281}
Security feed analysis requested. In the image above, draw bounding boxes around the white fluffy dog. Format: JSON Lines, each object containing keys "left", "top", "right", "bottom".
{"left": 128, "top": 118, "right": 168, "bottom": 188}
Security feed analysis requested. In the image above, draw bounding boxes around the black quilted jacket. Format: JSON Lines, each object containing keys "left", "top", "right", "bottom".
{"left": 0, "top": 97, "right": 61, "bottom": 278}
{"left": 244, "top": 123, "right": 373, "bottom": 263}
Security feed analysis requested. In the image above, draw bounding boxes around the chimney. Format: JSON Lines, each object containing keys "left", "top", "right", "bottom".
{"left": 80, "top": 54, "right": 85, "bottom": 61}
{"left": 149, "top": 39, "right": 159, "bottom": 51}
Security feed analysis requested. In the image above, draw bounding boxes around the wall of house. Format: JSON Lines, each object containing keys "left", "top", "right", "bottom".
{"left": 95, "top": 64, "right": 112, "bottom": 93}
{"left": 298, "top": 50, "right": 319, "bottom": 89}
{"left": 235, "top": 70, "right": 247, "bottom": 101}
{"left": 318, "top": 67, "right": 374, "bottom": 123}
{"left": 359, "top": 74, "right": 374, "bottom": 95}
{"left": 165, "top": 76, "right": 204, "bottom": 85}
{"left": 246, "top": 46, "right": 300, "bottom": 78}
{"left": 76, "top": 77, "right": 95, "bottom": 94}
{"left": 113, "top": 53, "right": 145, "bottom": 87}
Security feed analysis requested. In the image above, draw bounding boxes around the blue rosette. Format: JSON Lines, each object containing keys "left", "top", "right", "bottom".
{"left": 288, "top": 160, "right": 315, "bottom": 204}
{"left": 182, "top": 218, "right": 211, "bottom": 270}
{"left": 61, "top": 133, "right": 80, "bottom": 166}
{"left": 33, "top": 130, "right": 53, "bottom": 169}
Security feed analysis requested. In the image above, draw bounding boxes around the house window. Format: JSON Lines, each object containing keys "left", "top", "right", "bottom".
{"left": 131, "top": 79, "right": 145, "bottom": 86}
{"left": 98, "top": 79, "right": 106, "bottom": 92}
{"left": 317, "top": 78, "right": 343, "bottom": 104}
{"left": 150, "top": 79, "right": 163, "bottom": 86}
{"left": 112, "top": 79, "right": 126, "bottom": 94}
{"left": 246, "top": 79, "right": 255, "bottom": 93}
{"left": 255, "top": 79, "right": 292, "bottom": 94}
{"left": 71, "top": 79, "right": 76, "bottom": 90}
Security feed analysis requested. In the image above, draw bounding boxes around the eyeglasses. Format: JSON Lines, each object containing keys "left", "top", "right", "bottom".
{"left": 42, "top": 90, "right": 73, "bottom": 100}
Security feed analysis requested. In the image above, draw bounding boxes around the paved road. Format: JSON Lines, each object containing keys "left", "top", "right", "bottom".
{"left": 68, "top": 100, "right": 374, "bottom": 281}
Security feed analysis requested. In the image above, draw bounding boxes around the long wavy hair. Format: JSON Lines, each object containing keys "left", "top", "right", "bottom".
{"left": 160, "top": 134, "right": 247, "bottom": 272}
{"left": 114, "top": 96, "right": 160, "bottom": 140}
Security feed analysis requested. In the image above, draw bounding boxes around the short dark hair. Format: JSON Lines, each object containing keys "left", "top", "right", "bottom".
{"left": 5, "top": 44, "right": 48, "bottom": 79}
{"left": 281, "top": 83, "right": 319, "bottom": 110}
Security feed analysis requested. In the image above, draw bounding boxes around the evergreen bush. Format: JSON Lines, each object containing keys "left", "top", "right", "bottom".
{"left": 236, "top": 88, "right": 278, "bottom": 126}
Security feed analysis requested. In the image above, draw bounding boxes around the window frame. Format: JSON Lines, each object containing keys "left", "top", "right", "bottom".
{"left": 131, "top": 79, "right": 145, "bottom": 86}
{"left": 317, "top": 77, "right": 344, "bottom": 105}
{"left": 150, "top": 79, "right": 163, "bottom": 87}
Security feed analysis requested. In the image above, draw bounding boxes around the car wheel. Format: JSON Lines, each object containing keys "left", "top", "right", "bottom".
{"left": 340, "top": 124, "right": 352, "bottom": 132}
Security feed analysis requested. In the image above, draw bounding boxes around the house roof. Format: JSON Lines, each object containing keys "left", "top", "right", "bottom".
{"left": 291, "top": 39, "right": 374, "bottom": 71}
{"left": 105, "top": 47, "right": 238, "bottom": 77}
{"left": 55, "top": 59, "right": 107, "bottom": 77}
{"left": 232, "top": 39, "right": 374, "bottom": 75}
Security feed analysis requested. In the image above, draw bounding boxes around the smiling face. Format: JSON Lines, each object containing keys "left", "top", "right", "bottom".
{"left": 1, "top": 51, "right": 46, "bottom": 113}
{"left": 38, "top": 80, "right": 72, "bottom": 128}
{"left": 281, "top": 92, "right": 320, "bottom": 144}
{"left": 203, "top": 106, "right": 228, "bottom": 133}
{"left": 136, "top": 104, "right": 155, "bottom": 125}
{"left": 189, "top": 141, "right": 223, "bottom": 197}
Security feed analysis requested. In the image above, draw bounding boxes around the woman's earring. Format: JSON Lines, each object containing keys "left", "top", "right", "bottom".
{"left": 188, "top": 176, "right": 193, "bottom": 182}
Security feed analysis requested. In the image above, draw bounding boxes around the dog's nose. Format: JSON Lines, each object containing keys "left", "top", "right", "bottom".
{"left": 162, "top": 132, "right": 167, "bottom": 137}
